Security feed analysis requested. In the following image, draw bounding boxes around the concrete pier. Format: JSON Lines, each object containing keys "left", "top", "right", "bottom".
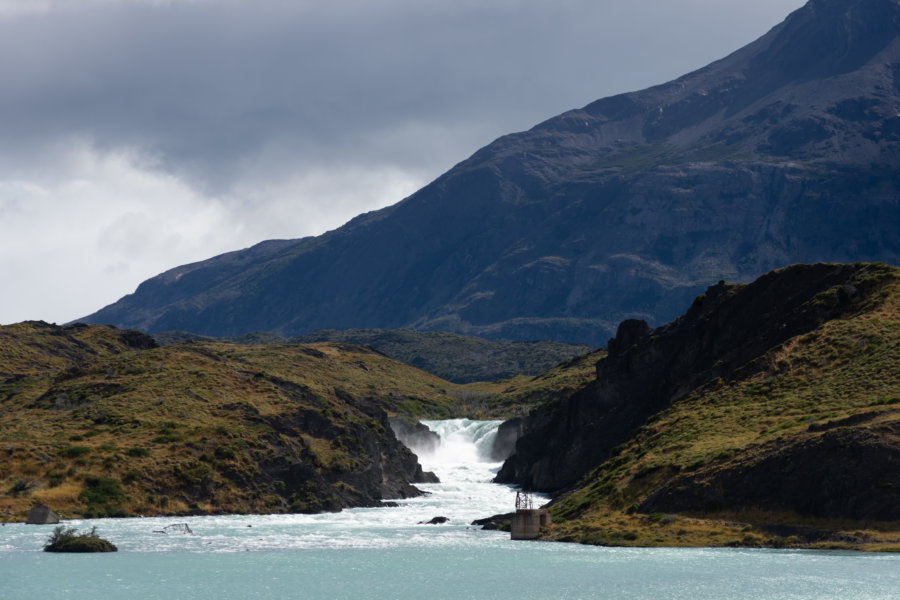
{"left": 510, "top": 508, "right": 551, "bottom": 540}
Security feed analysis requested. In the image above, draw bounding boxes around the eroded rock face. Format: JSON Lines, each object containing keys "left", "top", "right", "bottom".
{"left": 256, "top": 403, "right": 439, "bottom": 513}
{"left": 496, "top": 263, "right": 888, "bottom": 492}
{"left": 172, "top": 401, "right": 439, "bottom": 515}
{"left": 389, "top": 417, "right": 441, "bottom": 456}
{"left": 488, "top": 418, "right": 524, "bottom": 462}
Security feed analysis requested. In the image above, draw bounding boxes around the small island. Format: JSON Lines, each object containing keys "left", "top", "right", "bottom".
{"left": 43, "top": 526, "right": 117, "bottom": 553}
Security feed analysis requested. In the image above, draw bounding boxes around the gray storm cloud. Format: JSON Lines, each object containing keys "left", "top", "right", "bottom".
{"left": 0, "top": 0, "right": 802, "bottom": 324}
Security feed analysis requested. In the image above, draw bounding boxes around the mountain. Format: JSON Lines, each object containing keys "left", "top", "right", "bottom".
{"left": 494, "top": 262, "right": 900, "bottom": 549}
{"left": 81, "top": 0, "right": 900, "bottom": 345}
{"left": 153, "top": 328, "right": 594, "bottom": 384}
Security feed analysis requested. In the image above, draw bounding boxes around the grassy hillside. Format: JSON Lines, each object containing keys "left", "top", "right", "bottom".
{"left": 0, "top": 322, "right": 463, "bottom": 521}
{"left": 155, "top": 328, "right": 595, "bottom": 384}
{"left": 540, "top": 265, "right": 900, "bottom": 550}
{"left": 0, "top": 321, "right": 594, "bottom": 522}
{"left": 460, "top": 349, "right": 605, "bottom": 418}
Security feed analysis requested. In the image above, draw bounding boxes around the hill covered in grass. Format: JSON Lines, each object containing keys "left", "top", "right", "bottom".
{"left": 0, "top": 322, "right": 464, "bottom": 520}
{"left": 154, "top": 328, "right": 594, "bottom": 384}
{"left": 0, "top": 321, "right": 597, "bottom": 522}
{"left": 497, "top": 262, "right": 900, "bottom": 550}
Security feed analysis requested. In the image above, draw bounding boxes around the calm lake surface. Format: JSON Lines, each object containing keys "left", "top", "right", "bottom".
{"left": 3, "top": 419, "right": 898, "bottom": 599}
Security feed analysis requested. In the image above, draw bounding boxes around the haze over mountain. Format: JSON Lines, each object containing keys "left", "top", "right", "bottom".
{"left": 82, "top": 0, "right": 900, "bottom": 345}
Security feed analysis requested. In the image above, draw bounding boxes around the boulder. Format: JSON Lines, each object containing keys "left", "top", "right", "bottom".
{"left": 26, "top": 504, "right": 59, "bottom": 525}
{"left": 471, "top": 512, "right": 514, "bottom": 531}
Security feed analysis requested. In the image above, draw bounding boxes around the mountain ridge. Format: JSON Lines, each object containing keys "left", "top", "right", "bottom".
{"left": 152, "top": 328, "right": 594, "bottom": 384}
{"left": 81, "top": 0, "right": 900, "bottom": 344}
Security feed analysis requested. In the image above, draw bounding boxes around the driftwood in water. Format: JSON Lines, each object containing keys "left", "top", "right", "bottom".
{"left": 153, "top": 523, "right": 193, "bottom": 534}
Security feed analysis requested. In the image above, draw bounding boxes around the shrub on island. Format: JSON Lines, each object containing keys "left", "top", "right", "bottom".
{"left": 43, "top": 526, "right": 117, "bottom": 553}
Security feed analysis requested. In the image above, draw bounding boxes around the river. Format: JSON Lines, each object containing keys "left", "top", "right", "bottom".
{"left": 2, "top": 419, "right": 898, "bottom": 599}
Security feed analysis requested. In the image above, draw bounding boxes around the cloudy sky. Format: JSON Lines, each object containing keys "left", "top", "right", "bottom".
{"left": 0, "top": 0, "right": 804, "bottom": 325}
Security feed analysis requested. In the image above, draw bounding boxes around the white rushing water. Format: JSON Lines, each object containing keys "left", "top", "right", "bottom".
{"left": 2, "top": 419, "right": 900, "bottom": 600}
{"left": 1, "top": 419, "right": 524, "bottom": 555}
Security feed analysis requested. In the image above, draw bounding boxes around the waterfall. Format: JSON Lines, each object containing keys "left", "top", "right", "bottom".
{"left": 388, "top": 418, "right": 535, "bottom": 524}
{"left": 416, "top": 419, "right": 503, "bottom": 465}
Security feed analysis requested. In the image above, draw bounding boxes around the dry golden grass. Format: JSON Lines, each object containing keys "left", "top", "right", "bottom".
{"left": 1, "top": 320, "right": 596, "bottom": 520}
{"left": 0, "top": 325, "right": 460, "bottom": 520}
{"left": 459, "top": 349, "right": 604, "bottom": 417}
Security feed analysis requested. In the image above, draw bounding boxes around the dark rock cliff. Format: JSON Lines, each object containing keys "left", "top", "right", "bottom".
{"left": 489, "top": 417, "right": 524, "bottom": 462}
{"left": 495, "top": 262, "right": 891, "bottom": 492}
{"left": 258, "top": 402, "right": 439, "bottom": 513}
{"left": 80, "top": 0, "right": 900, "bottom": 344}
{"left": 388, "top": 417, "right": 441, "bottom": 457}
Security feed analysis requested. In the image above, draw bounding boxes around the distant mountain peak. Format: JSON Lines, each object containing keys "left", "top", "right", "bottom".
{"left": 755, "top": 0, "right": 900, "bottom": 81}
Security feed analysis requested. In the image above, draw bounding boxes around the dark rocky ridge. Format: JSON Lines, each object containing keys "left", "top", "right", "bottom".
{"left": 81, "top": 0, "right": 900, "bottom": 345}
{"left": 495, "top": 262, "right": 893, "bottom": 492}
{"left": 259, "top": 400, "right": 439, "bottom": 512}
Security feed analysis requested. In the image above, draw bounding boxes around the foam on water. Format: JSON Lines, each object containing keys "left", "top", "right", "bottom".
{"left": 3, "top": 419, "right": 900, "bottom": 600}
{"left": 1, "top": 418, "right": 527, "bottom": 554}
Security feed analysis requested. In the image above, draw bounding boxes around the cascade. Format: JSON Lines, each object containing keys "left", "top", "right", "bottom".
{"left": 416, "top": 418, "right": 503, "bottom": 465}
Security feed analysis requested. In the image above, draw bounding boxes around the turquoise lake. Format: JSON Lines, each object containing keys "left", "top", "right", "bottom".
{"left": 3, "top": 419, "right": 898, "bottom": 599}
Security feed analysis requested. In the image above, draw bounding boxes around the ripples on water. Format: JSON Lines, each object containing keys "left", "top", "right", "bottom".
{"left": 3, "top": 419, "right": 899, "bottom": 599}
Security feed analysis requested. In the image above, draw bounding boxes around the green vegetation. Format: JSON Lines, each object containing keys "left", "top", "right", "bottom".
{"left": 43, "top": 526, "right": 117, "bottom": 553}
{"left": 0, "top": 320, "right": 593, "bottom": 519}
{"left": 156, "top": 327, "right": 595, "bottom": 384}
{"left": 460, "top": 350, "right": 605, "bottom": 417}
{"left": 10, "top": 263, "right": 893, "bottom": 551}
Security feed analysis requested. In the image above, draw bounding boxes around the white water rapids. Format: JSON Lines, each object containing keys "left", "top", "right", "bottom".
{"left": 408, "top": 418, "right": 523, "bottom": 524}
{"left": 3, "top": 419, "right": 900, "bottom": 600}
{"left": 2, "top": 418, "right": 528, "bottom": 555}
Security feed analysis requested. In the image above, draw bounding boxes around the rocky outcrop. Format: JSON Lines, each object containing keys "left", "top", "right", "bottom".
{"left": 471, "top": 512, "right": 514, "bottom": 531}
{"left": 496, "top": 263, "right": 894, "bottom": 492}
{"left": 237, "top": 402, "right": 439, "bottom": 514}
{"left": 43, "top": 526, "right": 117, "bottom": 553}
{"left": 26, "top": 504, "right": 59, "bottom": 524}
{"left": 388, "top": 417, "right": 441, "bottom": 456}
{"left": 0, "top": 322, "right": 450, "bottom": 518}
{"left": 80, "top": 0, "right": 899, "bottom": 345}
{"left": 488, "top": 418, "right": 524, "bottom": 462}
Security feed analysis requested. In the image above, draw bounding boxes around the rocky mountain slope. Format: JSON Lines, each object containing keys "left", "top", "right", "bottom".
{"left": 81, "top": 0, "right": 900, "bottom": 345}
{"left": 154, "top": 328, "right": 594, "bottom": 384}
{"left": 495, "top": 262, "right": 900, "bottom": 549}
